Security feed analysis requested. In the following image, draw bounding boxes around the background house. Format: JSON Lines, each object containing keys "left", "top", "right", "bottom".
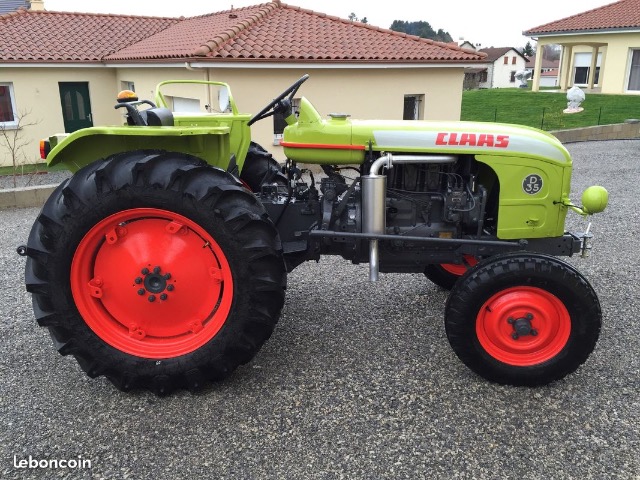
{"left": 476, "top": 47, "right": 529, "bottom": 89}
{"left": 524, "top": 0, "right": 640, "bottom": 94}
{"left": 525, "top": 54, "right": 559, "bottom": 79}
{"left": 0, "top": 0, "right": 485, "bottom": 167}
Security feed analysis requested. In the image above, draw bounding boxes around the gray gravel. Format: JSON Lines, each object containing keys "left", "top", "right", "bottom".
{"left": 1, "top": 140, "right": 638, "bottom": 479}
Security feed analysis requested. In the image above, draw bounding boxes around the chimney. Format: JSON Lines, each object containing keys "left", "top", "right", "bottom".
{"left": 29, "top": 0, "right": 45, "bottom": 11}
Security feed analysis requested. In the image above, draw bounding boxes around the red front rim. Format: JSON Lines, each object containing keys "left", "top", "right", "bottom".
{"left": 71, "top": 208, "right": 233, "bottom": 359}
{"left": 476, "top": 286, "right": 571, "bottom": 366}
{"left": 441, "top": 255, "right": 478, "bottom": 276}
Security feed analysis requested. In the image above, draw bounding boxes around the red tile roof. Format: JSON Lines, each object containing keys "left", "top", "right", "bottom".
{"left": 524, "top": 0, "right": 640, "bottom": 36}
{"left": 478, "top": 47, "right": 527, "bottom": 63}
{"left": 0, "top": 9, "right": 179, "bottom": 62}
{"left": 525, "top": 54, "right": 559, "bottom": 69}
{"left": 0, "top": 1, "right": 485, "bottom": 64}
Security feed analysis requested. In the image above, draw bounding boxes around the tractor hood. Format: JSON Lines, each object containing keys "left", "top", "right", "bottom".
{"left": 282, "top": 97, "right": 571, "bottom": 166}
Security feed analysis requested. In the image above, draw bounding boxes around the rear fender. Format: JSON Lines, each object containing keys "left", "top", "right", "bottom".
{"left": 44, "top": 126, "right": 232, "bottom": 173}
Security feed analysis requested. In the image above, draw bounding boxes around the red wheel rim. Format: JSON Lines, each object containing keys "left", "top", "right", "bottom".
{"left": 71, "top": 208, "right": 233, "bottom": 359}
{"left": 441, "top": 255, "right": 478, "bottom": 276}
{"left": 476, "top": 286, "right": 571, "bottom": 366}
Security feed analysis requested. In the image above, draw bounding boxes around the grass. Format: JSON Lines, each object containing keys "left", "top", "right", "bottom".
{"left": 461, "top": 88, "right": 640, "bottom": 130}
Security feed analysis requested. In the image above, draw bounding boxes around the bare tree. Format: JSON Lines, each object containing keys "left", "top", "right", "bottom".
{"left": 0, "top": 109, "right": 41, "bottom": 188}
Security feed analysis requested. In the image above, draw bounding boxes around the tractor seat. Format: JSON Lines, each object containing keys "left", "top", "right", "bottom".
{"left": 141, "top": 107, "right": 174, "bottom": 127}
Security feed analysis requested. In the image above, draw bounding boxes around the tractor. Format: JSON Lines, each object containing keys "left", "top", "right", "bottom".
{"left": 22, "top": 74, "right": 608, "bottom": 394}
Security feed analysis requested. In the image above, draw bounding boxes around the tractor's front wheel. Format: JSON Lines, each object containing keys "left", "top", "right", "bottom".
{"left": 25, "top": 151, "right": 286, "bottom": 394}
{"left": 445, "top": 253, "right": 601, "bottom": 386}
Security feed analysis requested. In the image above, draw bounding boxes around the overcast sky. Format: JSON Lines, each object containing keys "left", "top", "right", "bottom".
{"left": 45, "top": 0, "right": 617, "bottom": 49}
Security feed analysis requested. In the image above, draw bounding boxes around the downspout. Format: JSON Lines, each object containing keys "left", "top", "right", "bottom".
{"left": 185, "top": 62, "right": 211, "bottom": 111}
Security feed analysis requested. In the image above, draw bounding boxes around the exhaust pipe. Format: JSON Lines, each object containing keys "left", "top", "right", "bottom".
{"left": 361, "top": 153, "right": 456, "bottom": 281}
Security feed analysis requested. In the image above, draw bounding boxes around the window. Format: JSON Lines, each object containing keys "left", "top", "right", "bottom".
{"left": 573, "top": 52, "right": 602, "bottom": 86}
{"left": 479, "top": 70, "right": 488, "bottom": 83}
{"left": 273, "top": 98, "right": 300, "bottom": 144}
{"left": 0, "top": 83, "right": 17, "bottom": 128}
{"left": 512, "top": 56, "right": 517, "bottom": 65}
{"left": 403, "top": 94, "right": 424, "bottom": 120}
{"left": 574, "top": 66, "right": 600, "bottom": 85}
{"left": 510, "top": 71, "right": 516, "bottom": 83}
{"left": 503, "top": 57, "right": 508, "bottom": 65}
{"left": 627, "top": 49, "right": 640, "bottom": 91}
{"left": 120, "top": 81, "right": 135, "bottom": 92}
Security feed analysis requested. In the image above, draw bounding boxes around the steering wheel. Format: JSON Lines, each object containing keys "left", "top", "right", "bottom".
{"left": 115, "top": 100, "right": 157, "bottom": 126}
{"left": 248, "top": 74, "right": 309, "bottom": 126}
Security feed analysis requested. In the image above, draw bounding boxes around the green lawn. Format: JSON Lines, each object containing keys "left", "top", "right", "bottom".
{"left": 461, "top": 88, "right": 640, "bottom": 131}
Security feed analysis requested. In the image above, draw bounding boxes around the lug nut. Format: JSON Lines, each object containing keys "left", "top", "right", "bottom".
{"left": 137, "top": 289, "right": 145, "bottom": 295}
{"left": 135, "top": 277, "right": 142, "bottom": 284}
{"left": 148, "top": 295, "right": 156, "bottom": 302}
{"left": 167, "top": 285, "right": 175, "bottom": 291}
{"left": 153, "top": 266, "right": 161, "bottom": 274}
{"left": 160, "top": 294, "right": 168, "bottom": 301}
{"left": 164, "top": 273, "right": 171, "bottom": 280}
{"left": 141, "top": 268, "right": 149, "bottom": 275}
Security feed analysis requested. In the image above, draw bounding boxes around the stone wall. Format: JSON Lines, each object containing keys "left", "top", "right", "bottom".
{"left": 551, "top": 120, "right": 640, "bottom": 143}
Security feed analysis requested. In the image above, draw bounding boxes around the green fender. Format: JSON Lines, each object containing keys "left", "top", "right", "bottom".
{"left": 45, "top": 125, "right": 235, "bottom": 173}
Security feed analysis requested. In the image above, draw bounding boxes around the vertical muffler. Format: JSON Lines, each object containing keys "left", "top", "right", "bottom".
{"left": 361, "top": 153, "right": 457, "bottom": 282}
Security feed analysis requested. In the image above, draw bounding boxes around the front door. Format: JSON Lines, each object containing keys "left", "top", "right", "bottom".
{"left": 59, "top": 82, "right": 93, "bottom": 133}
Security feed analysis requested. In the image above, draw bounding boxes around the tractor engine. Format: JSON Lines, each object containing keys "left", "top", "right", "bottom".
{"left": 258, "top": 154, "right": 491, "bottom": 273}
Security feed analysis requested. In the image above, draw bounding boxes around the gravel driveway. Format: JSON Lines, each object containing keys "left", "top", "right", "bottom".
{"left": 1, "top": 140, "right": 638, "bottom": 479}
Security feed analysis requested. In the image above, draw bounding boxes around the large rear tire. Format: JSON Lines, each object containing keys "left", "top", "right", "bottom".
{"left": 445, "top": 253, "right": 601, "bottom": 386}
{"left": 25, "top": 151, "right": 286, "bottom": 394}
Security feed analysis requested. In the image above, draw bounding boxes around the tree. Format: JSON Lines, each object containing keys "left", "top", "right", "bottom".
{"left": 348, "top": 12, "right": 357, "bottom": 21}
{"left": 542, "top": 44, "right": 561, "bottom": 61}
{"left": 0, "top": 109, "right": 41, "bottom": 188}
{"left": 522, "top": 41, "right": 535, "bottom": 57}
{"left": 390, "top": 20, "right": 452, "bottom": 42}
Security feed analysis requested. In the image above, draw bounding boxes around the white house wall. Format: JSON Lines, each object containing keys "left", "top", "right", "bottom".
{"left": 491, "top": 53, "right": 528, "bottom": 88}
{"left": 0, "top": 67, "right": 119, "bottom": 167}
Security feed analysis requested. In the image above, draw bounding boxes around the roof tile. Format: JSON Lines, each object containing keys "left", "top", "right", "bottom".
{"left": 524, "top": 0, "right": 640, "bottom": 35}
{"left": 0, "top": 9, "right": 178, "bottom": 62}
{"left": 1, "top": 1, "right": 485, "bottom": 64}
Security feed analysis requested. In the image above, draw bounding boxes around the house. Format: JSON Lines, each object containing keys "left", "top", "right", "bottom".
{"left": 0, "top": 0, "right": 485, "bottom": 167}
{"left": 524, "top": 0, "right": 640, "bottom": 94}
{"left": 539, "top": 69, "right": 560, "bottom": 87}
{"left": 525, "top": 54, "right": 560, "bottom": 79}
{"left": 476, "top": 47, "right": 529, "bottom": 88}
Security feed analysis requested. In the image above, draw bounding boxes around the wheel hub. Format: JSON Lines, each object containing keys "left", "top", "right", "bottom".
{"left": 135, "top": 266, "right": 172, "bottom": 302}
{"left": 508, "top": 314, "right": 538, "bottom": 339}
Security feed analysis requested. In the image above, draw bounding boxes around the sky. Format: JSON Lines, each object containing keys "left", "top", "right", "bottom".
{"left": 44, "top": 0, "right": 618, "bottom": 49}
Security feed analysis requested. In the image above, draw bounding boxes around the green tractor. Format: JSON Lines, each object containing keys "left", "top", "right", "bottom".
{"left": 23, "top": 74, "right": 608, "bottom": 394}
